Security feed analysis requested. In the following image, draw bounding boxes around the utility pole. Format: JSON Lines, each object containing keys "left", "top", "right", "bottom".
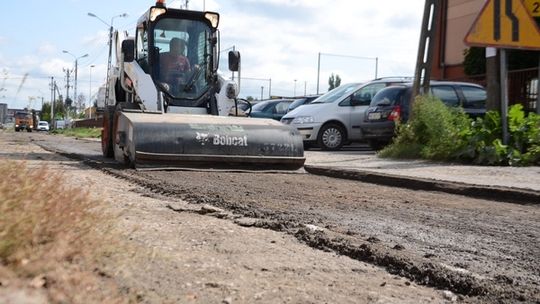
{"left": 89, "top": 64, "right": 95, "bottom": 118}
{"left": 88, "top": 12, "right": 127, "bottom": 108}
{"left": 412, "top": 0, "right": 441, "bottom": 98}
{"left": 63, "top": 68, "right": 73, "bottom": 102}
{"left": 260, "top": 86, "right": 264, "bottom": 100}
{"left": 74, "top": 60, "right": 79, "bottom": 112}
{"left": 49, "top": 77, "right": 54, "bottom": 125}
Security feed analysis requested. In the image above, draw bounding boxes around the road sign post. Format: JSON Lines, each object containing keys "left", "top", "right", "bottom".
{"left": 500, "top": 49, "right": 510, "bottom": 144}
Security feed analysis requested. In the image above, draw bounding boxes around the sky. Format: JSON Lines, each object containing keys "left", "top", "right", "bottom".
{"left": 0, "top": 0, "right": 425, "bottom": 110}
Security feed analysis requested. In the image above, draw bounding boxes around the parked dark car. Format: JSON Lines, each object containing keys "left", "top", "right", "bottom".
{"left": 249, "top": 99, "right": 294, "bottom": 121}
{"left": 361, "top": 81, "right": 486, "bottom": 150}
{"left": 287, "top": 95, "right": 322, "bottom": 112}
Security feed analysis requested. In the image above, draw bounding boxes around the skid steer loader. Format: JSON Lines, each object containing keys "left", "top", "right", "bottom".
{"left": 101, "top": 0, "right": 305, "bottom": 170}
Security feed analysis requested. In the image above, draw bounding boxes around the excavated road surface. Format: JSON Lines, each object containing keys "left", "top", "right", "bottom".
{"left": 29, "top": 132, "right": 540, "bottom": 303}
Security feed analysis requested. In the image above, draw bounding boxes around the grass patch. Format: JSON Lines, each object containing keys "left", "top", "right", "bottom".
{"left": 0, "top": 160, "right": 126, "bottom": 303}
{"left": 51, "top": 127, "right": 101, "bottom": 139}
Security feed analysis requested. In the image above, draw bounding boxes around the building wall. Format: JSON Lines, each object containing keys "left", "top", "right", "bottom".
{"left": 432, "top": 0, "right": 485, "bottom": 80}
{"left": 0, "top": 103, "right": 7, "bottom": 124}
{"left": 445, "top": 0, "right": 484, "bottom": 65}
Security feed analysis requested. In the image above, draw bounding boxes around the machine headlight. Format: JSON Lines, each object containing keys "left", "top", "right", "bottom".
{"left": 292, "top": 116, "right": 314, "bottom": 124}
{"left": 150, "top": 7, "right": 167, "bottom": 21}
{"left": 205, "top": 13, "right": 219, "bottom": 29}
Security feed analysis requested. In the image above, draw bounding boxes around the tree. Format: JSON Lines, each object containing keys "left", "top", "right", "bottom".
{"left": 40, "top": 100, "right": 66, "bottom": 123}
{"left": 328, "top": 73, "right": 342, "bottom": 91}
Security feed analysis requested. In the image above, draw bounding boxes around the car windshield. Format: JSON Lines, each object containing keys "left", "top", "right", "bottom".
{"left": 251, "top": 100, "right": 272, "bottom": 111}
{"left": 289, "top": 98, "right": 307, "bottom": 109}
{"left": 38, "top": 122, "right": 47, "bottom": 126}
{"left": 370, "top": 87, "right": 407, "bottom": 107}
{"left": 152, "top": 17, "right": 213, "bottom": 103}
{"left": 311, "top": 83, "right": 360, "bottom": 104}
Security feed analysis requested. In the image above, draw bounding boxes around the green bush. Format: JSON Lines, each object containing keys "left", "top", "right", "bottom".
{"left": 458, "top": 104, "right": 540, "bottom": 165}
{"left": 379, "top": 95, "right": 471, "bottom": 160}
{"left": 380, "top": 97, "right": 540, "bottom": 166}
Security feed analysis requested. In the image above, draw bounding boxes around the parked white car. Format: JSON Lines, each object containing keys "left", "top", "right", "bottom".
{"left": 37, "top": 121, "right": 49, "bottom": 132}
{"left": 281, "top": 78, "right": 411, "bottom": 150}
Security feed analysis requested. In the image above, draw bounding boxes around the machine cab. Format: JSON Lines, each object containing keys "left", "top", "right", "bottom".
{"left": 133, "top": 2, "right": 220, "bottom": 108}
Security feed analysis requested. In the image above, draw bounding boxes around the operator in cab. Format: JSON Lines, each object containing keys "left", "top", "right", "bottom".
{"left": 160, "top": 38, "right": 191, "bottom": 93}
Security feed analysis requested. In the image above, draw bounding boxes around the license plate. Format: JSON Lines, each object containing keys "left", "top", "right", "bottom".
{"left": 368, "top": 112, "right": 382, "bottom": 120}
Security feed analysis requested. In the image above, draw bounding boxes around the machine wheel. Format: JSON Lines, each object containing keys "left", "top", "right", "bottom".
{"left": 317, "top": 123, "right": 345, "bottom": 151}
{"left": 101, "top": 106, "right": 115, "bottom": 158}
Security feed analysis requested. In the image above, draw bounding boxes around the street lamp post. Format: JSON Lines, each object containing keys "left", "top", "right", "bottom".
{"left": 316, "top": 52, "right": 378, "bottom": 94}
{"left": 294, "top": 79, "right": 297, "bottom": 97}
{"left": 62, "top": 50, "right": 88, "bottom": 113}
{"left": 89, "top": 64, "right": 95, "bottom": 118}
{"left": 88, "top": 12, "right": 128, "bottom": 107}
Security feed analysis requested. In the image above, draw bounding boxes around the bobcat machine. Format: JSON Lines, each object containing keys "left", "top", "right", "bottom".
{"left": 101, "top": 0, "right": 304, "bottom": 169}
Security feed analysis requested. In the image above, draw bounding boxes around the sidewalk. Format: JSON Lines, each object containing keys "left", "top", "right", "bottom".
{"left": 304, "top": 151, "right": 540, "bottom": 204}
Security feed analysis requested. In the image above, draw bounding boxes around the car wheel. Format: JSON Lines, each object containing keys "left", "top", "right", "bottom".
{"left": 317, "top": 123, "right": 345, "bottom": 151}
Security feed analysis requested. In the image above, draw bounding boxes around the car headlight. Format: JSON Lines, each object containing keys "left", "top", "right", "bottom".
{"left": 292, "top": 116, "right": 314, "bottom": 124}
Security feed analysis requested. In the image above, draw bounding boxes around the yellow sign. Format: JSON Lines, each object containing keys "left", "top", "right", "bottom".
{"left": 524, "top": 0, "right": 540, "bottom": 16}
{"left": 465, "top": 0, "right": 540, "bottom": 49}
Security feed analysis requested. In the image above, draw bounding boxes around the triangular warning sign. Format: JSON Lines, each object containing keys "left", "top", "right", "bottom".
{"left": 465, "top": 0, "right": 540, "bottom": 50}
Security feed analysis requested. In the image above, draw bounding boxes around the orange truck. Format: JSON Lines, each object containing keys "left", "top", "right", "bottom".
{"left": 14, "top": 110, "right": 34, "bottom": 132}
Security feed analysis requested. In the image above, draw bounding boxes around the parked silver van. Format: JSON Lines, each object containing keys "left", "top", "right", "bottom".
{"left": 281, "top": 78, "right": 410, "bottom": 150}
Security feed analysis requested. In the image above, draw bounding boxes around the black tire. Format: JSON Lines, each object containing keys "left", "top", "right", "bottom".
{"left": 101, "top": 106, "right": 115, "bottom": 158}
{"left": 303, "top": 142, "right": 312, "bottom": 151}
{"left": 317, "top": 123, "right": 345, "bottom": 151}
{"left": 368, "top": 139, "right": 388, "bottom": 151}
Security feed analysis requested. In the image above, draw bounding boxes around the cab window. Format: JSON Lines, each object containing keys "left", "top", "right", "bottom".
{"left": 136, "top": 27, "right": 150, "bottom": 73}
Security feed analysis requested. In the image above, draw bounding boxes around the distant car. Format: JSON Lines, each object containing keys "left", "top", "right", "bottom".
{"left": 287, "top": 95, "right": 322, "bottom": 112}
{"left": 55, "top": 120, "right": 66, "bottom": 129}
{"left": 37, "top": 121, "right": 50, "bottom": 132}
{"left": 248, "top": 99, "right": 294, "bottom": 121}
{"left": 360, "top": 81, "right": 487, "bottom": 150}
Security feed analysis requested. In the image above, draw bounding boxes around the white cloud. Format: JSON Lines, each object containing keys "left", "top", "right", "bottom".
{"left": 4, "top": 1, "right": 426, "bottom": 104}
{"left": 214, "top": 1, "right": 424, "bottom": 97}
{"left": 37, "top": 42, "right": 57, "bottom": 55}
{"left": 40, "top": 58, "right": 73, "bottom": 76}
